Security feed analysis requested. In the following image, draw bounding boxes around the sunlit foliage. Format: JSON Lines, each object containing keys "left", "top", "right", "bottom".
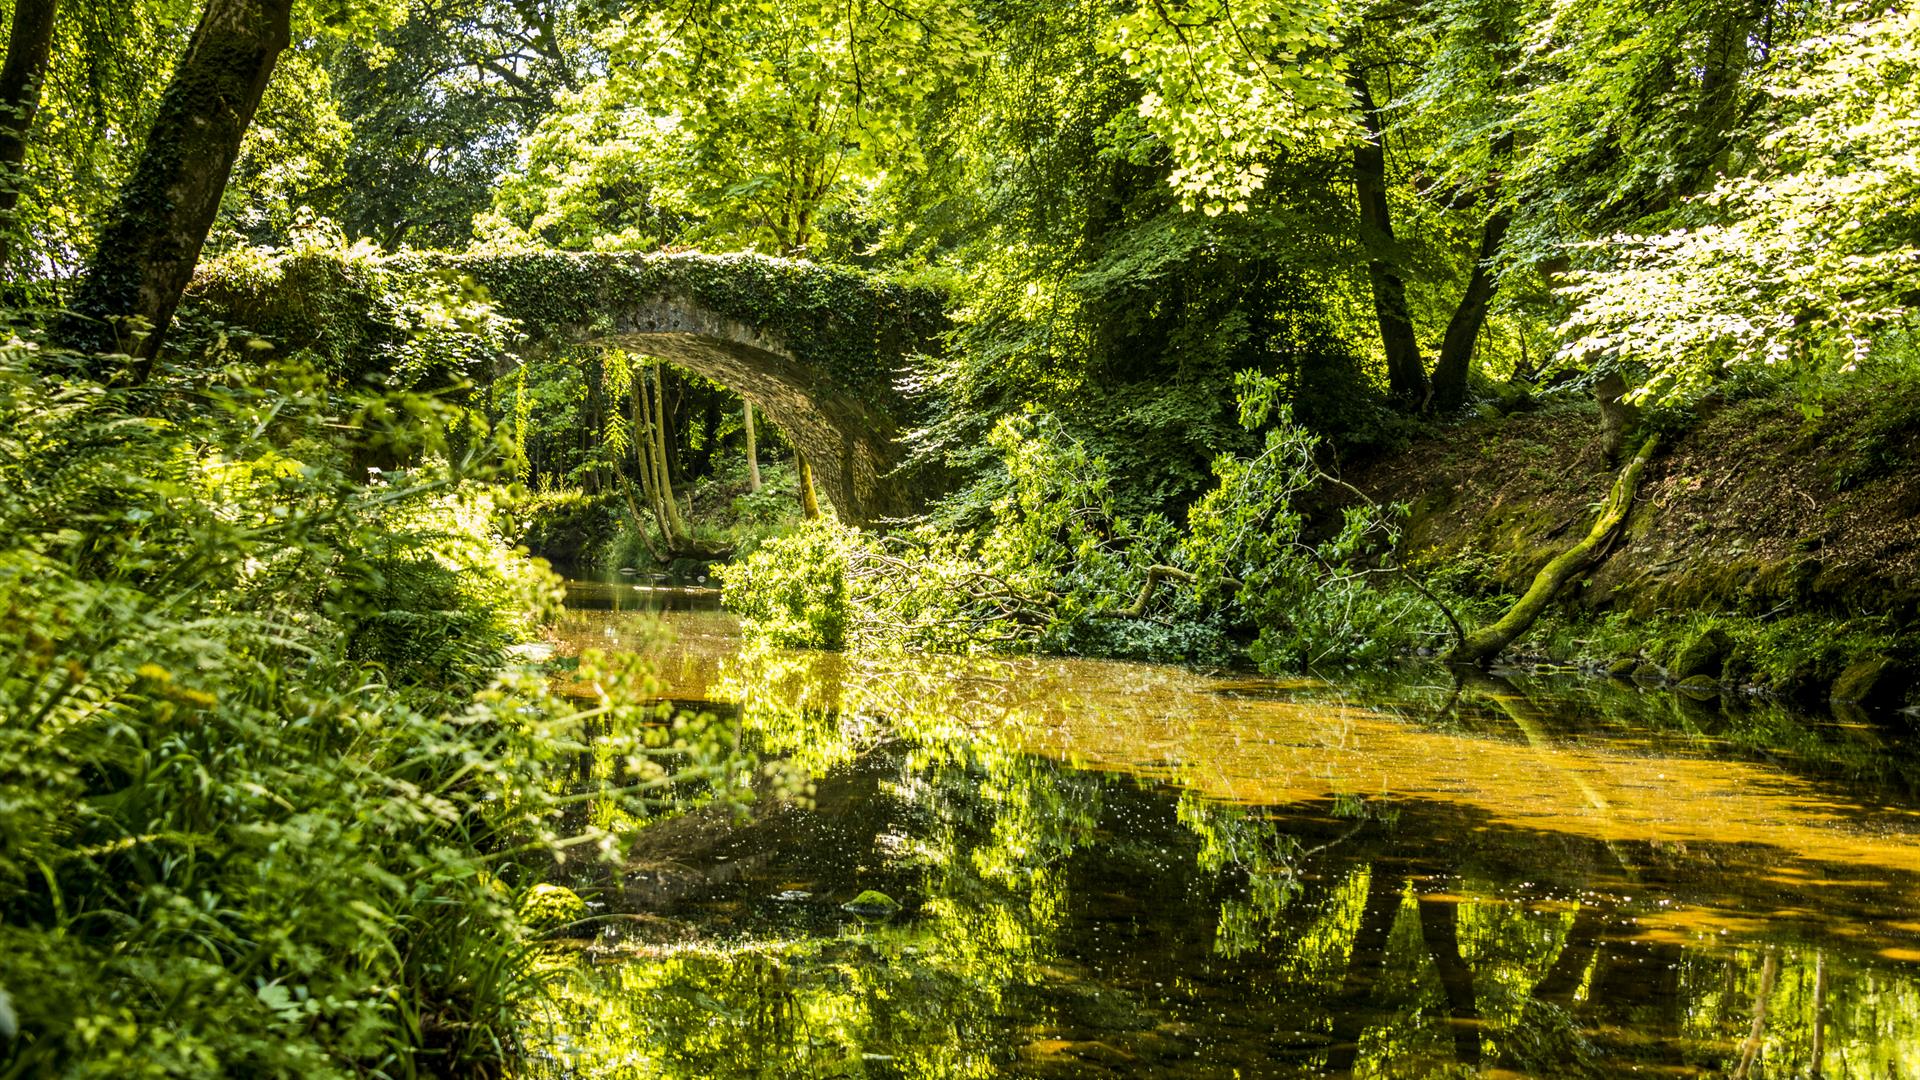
{"left": 1560, "top": 2, "right": 1920, "bottom": 402}
{"left": 0, "top": 319, "right": 750, "bottom": 1073}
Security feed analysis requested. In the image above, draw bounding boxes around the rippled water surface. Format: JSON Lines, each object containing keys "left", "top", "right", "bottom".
{"left": 524, "top": 579, "right": 1920, "bottom": 1078}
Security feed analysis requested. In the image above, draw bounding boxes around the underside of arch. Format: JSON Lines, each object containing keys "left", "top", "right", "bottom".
{"left": 574, "top": 295, "right": 915, "bottom": 525}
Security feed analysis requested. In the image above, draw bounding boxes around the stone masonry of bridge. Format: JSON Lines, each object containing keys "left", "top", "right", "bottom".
{"left": 190, "top": 249, "right": 948, "bottom": 524}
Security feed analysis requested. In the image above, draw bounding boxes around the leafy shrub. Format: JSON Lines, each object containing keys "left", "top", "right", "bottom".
{"left": 1181, "top": 374, "right": 1430, "bottom": 670}
{"left": 714, "top": 518, "right": 853, "bottom": 648}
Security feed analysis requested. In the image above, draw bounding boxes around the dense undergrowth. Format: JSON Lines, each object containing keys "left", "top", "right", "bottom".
{"left": 719, "top": 375, "right": 1446, "bottom": 670}
{"left": 516, "top": 453, "right": 808, "bottom": 577}
{"left": 0, "top": 325, "right": 751, "bottom": 1076}
{"left": 714, "top": 367, "right": 1920, "bottom": 715}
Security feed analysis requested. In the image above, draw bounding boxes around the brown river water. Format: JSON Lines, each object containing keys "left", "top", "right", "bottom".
{"left": 522, "top": 578, "right": 1920, "bottom": 1079}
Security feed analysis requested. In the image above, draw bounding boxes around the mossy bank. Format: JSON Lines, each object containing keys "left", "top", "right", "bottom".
{"left": 1348, "top": 381, "right": 1920, "bottom": 712}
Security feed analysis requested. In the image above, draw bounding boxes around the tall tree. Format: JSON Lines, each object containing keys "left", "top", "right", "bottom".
{"left": 0, "top": 0, "right": 58, "bottom": 269}
{"left": 1351, "top": 72, "right": 1427, "bottom": 407}
{"left": 1426, "top": 173, "right": 1512, "bottom": 413}
{"left": 60, "top": 0, "right": 292, "bottom": 367}
{"left": 493, "top": 0, "right": 981, "bottom": 257}
{"left": 328, "top": 0, "right": 609, "bottom": 247}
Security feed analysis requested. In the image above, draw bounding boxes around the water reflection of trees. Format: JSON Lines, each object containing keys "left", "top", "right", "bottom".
{"left": 523, "top": 641, "right": 1920, "bottom": 1078}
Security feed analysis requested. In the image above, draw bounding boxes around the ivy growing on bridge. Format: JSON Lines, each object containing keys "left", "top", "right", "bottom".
{"left": 189, "top": 244, "right": 947, "bottom": 413}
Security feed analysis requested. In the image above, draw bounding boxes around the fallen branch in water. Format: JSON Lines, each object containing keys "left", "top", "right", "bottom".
{"left": 1315, "top": 471, "right": 1466, "bottom": 655}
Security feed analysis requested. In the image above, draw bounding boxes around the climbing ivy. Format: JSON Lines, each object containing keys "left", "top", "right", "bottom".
{"left": 187, "top": 233, "right": 513, "bottom": 389}
{"left": 189, "top": 245, "right": 947, "bottom": 413}
{"left": 424, "top": 250, "right": 947, "bottom": 407}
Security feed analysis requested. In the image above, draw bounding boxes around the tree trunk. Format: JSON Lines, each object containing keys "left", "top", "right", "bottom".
{"left": 1533, "top": 904, "right": 1602, "bottom": 1006}
{"left": 797, "top": 452, "right": 820, "bottom": 520}
{"left": 1730, "top": 949, "right": 1778, "bottom": 1080}
{"left": 663, "top": 367, "right": 686, "bottom": 485}
{"left": 695, "top": 388, "right": 720, "bottom": 478}
{"left": 620, "top": 379, "right": 669, "bottom": 564}
{"left": 1351, "top": 74, "right": 1426, "bottom": 409}
{"left": 635, "top": 364, "right": 669, "bottom": 534}
{"left": 59, "top": 0, "right": 292, "bottom": 370}
{"left": 1417, "top": 895, "right": 1482, "bottom": 1067}
{"left": 1595, "top": 371, "right": 1642, "bottom": 459}
{"left": 1680, "top": 6, "right": 1754, "bottom": 194}
{"left": 1446, "top": 433, "right": 1660, "bottom": 667}
{"left": 1810, "top": 950, "right": 1826, "bottom": 1076}
{"left": 1325, "top": 864, "right": 1403, "bottom": 1075}
{"left": 650, "top": 361, "right": 691, "bottom": 540}
{"left": 744, "top": 402, "right": 763, "bottom": 492}
{"left": 1428, "top": 135, "right": 1515, "bottom": 414}
{"left": 584, "top": 354, "right": 605, "bottom": 494}
{"left": 0, "top": 0, "right": 57, "bottom": 269}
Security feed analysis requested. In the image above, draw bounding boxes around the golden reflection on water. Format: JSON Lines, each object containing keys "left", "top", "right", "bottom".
{"left": 553, "top": 608, "right": 1920, "bottom": 905}
{"left": 536, "top": 604, "right": 1920, "bottom": 1079}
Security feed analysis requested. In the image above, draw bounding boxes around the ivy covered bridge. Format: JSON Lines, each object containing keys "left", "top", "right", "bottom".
{"left": 191, "top": 249, "right": 949, "bottom": 524}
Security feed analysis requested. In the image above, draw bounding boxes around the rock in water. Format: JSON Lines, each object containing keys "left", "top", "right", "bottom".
{"left": 841, "top": 889, "right": 902, "bottom": 917}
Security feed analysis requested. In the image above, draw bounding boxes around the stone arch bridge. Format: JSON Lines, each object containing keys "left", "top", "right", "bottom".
{"left": 193, "top": 249, "right": 948, "bottom": 525}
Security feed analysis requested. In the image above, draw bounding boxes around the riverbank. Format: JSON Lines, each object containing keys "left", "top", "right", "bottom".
{"left": 1347, "top": 380, "right": 1920, "bottom": 712}
{"left": 523, "top": 380, "right": 1920, "bottom": 715}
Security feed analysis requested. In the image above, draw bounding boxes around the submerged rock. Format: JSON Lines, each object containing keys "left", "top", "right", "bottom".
{"left": 1676, "top": 674, "right": 1720, "bottom": 696}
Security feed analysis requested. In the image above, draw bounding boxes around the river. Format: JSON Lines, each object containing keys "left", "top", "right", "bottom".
{"left": 523, "top": 578, "right": 1920, "bottom": 1078}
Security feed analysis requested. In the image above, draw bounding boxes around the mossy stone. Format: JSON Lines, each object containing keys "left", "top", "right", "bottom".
{"left": 1607, "top": 657, "right": 1639, "bottom": 679}
{"left": 842, "top": 889, "right": 903, "bottom": 917}
{"left": 1631, "top": 660, "right": 1665, "bottom": 683}
{"left": 1671, "top": 628, "right": 1732, "bottom": 680}
{"left": 1719, "top": 648, "right": 1754, "bottom": 687}
{"left": 517, "top": 883, "right": 587, "bottom": 931}
{"left": 1831, "top": 656, "right": 1908, "bottom": 709}
{"left": 1676, "top": 674, "right": 1720, "bottom": 694}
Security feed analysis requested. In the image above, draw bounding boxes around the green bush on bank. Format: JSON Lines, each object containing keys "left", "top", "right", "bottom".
{"left": 0, "top": 333, "right": 746, "bottom": 1076}
{"left": 718, "top": 377, "right": 1436, "bottom": 667}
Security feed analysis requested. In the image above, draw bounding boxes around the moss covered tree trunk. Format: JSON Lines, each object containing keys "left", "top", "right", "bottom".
{"left": 60, "top": 0, "right": 292, "bottom": 369}
{"left": 1446, "top": 433, "right": 1661, "bottom": 667}
{"left": 648, "top": 361, "right": 692, "bottom": 542}
{"left": 797, "top": 453, "right": 820, "bottom": 519}
{"left": 1351, "top": 74, "right": 1426, "bottom": 410}
{"left": 620, "top": 378, "right": 668, "bottom": 563}
{"left": 0, "top": 0, "right": 57, "bottom": 269}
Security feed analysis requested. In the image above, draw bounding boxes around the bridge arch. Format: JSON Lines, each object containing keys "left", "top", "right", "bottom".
{"left": 448, "top": 251, "right": 945, "bottom": 526}
{"left": 191, "top": 248, "right": 947, "bottom": 525}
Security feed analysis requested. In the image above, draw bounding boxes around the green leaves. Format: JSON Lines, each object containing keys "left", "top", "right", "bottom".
{"left": 0, "top": 328, "right": 747, "bottom": 1074}
{"left": 1104, "top": 0, "right": 1359, "bottom": 212}
{"left": 496, "top": 0, "right": 983, "bottom": 256}
{"left": 1557, "top": 3, "right": 1920, "bottom": 404}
